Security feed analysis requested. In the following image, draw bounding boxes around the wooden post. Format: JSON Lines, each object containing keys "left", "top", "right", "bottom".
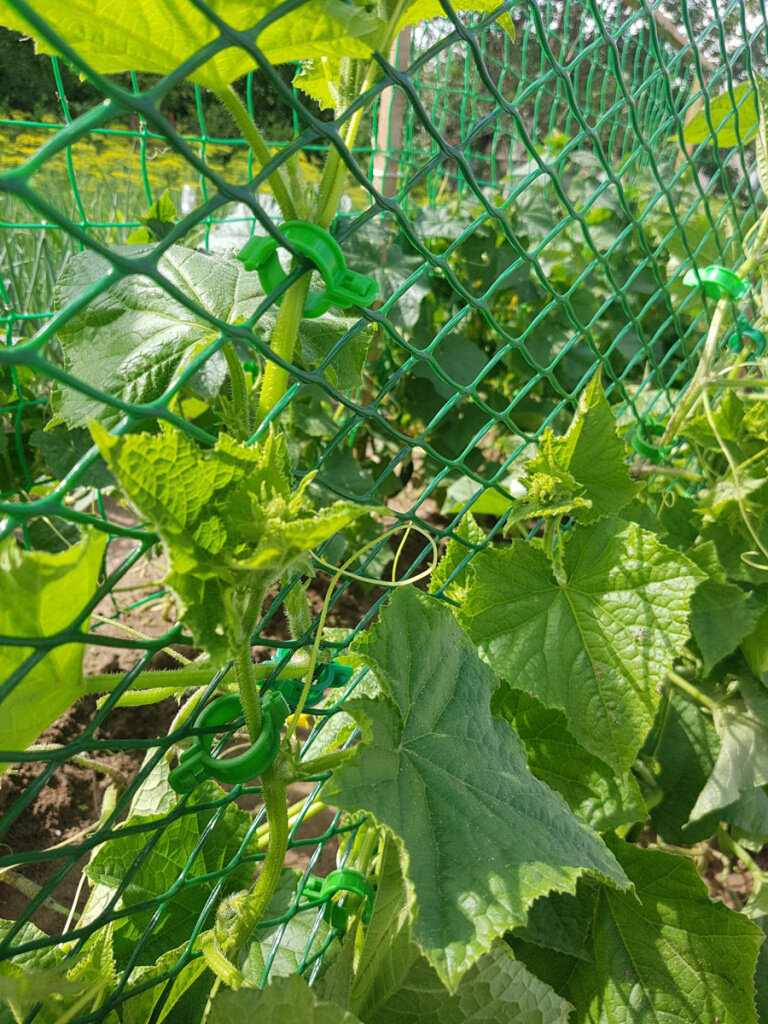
{"left": 372, "top": 27, "right": 413, "bottom": 199}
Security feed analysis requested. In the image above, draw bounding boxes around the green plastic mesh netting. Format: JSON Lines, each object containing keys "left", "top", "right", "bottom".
{"left": 0, "top": 0, "right": 764, "bottom": 1018}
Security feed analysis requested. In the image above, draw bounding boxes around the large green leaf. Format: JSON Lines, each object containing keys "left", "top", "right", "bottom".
{"left": 511, "top": 838, "right": 762, "bottom": 1024}
{"left": 394, "top": 0, "right": 516, "bottom": 38}
{"left": 0, "top": 921, "right": 118, "bottom": 1024}
{"left": 53, "top": 246, "right": 373, "bottom": 428}
{"left": 460, "top": 518, "right": 703, "bottom": 773}
{"left": 493, "top": 685, "right": 645, "bottom": 833}
{"left": 85, "top": 780, "right": 251, "bottom": 965}
{"left": 120, "top": 941, "right": 210, "bottom": 1024}
{"left": 324, "top": 587, "right": 629, "bottom": 990}
{"left": 208, "top": 974, "right": 363, "bottom": 1024}
{"left": 689, "top": 579, "right": 762, "bottom": 675}
{"left": 742, "top": 604, "right": 768, "bottom": 680}
{"left": 92, "top": 424, "right": 367, "bottom": 662}
{"left": 689, "top": 702, "right": 768, "bottom": 823}
{"left": 324, "top": 832, "right": 572, "bottom": 1024}
{"left": 344, "top": 832, "right": 417, "bottom": 1018}
{"left": 0, "top": 530, "right": 106, "bottom": 774}
{"left": 518, "top": 376, "right": 639, "bottom": 525}
{"left": 0, "top": 1, "right": 381, "bottom": 93}
{"left": 670, "top": 80, "right": 759, "bottom": 147}
{"left": 366, "top": 943, "right": 573, "bottom": 1024}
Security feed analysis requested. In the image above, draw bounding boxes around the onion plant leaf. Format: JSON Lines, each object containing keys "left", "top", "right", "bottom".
{"left": 324, "top": 587, "right": 629, "bottom": 991}
{"left": 0, "top": 529, "right": 106, "bottom": 775}
{"left": 460, "top": 518, "right": 704, "bottom": 773}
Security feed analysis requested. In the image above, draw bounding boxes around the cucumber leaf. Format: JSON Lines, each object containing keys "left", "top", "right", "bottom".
{"left": 126, "top": 189, "right": 177, "bottom": 244}
{"left": 493, "top": 685, "right": 646, "bottom": 832}
{"left": 689, "top": 580, "right": 762, "bottom": 675}
{"left": 689, "top": 701, "right": 768, "bottom": 823}
{"left": 53, "top": 246, "right": 374, "bottom": 428}
{"left": 459, "top": 518, "right": 704, "bottom": 773}
{"left": 0, "top": 1, "right": 382, "bottom": 93}
{"left": 0, "top": 529, "right": 106, "bottom": 775}
{"left": 670, "top": 80, "right": 759, "bottom": 147}
{"left": 518, "top": 376, "right": 639, "bottom": 525}
{"left": 511, "top": 837, "right": 762, "bottom": 1024}
{"left": 324, "top": 587, "right": 629, "bottom": 991}
{"left": 208, "top": 974, "right": 363, "bottom": 1024}
{"left": 296, "top": 1, "right": 514, "bottom": 110}
{"left": 92, "top": 424, "right": 368, "bottom": 662}
{"left": 119, "top": 942, "right": 210, "bottom": 1024}
{"left": 85, "top": 780, "right": 251, "bottom": 965}
{"left": 647, "top": 691, "right": 721, "bottom": 845}
{"left": 365, "top": 942, "right": 572, "bottom": 1024}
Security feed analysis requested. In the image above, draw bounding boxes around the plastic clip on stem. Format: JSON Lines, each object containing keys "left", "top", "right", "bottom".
{"left": 631, "top": 418, "right": 674, "bottom": 465}
{"left": 725, "top": 314, "right": 767, "bottom": 355}
{"left": 268, "top": 649, "right": 354, "bottom": 710}
{"left": 238, "top": 221, "right": 379, "bottom": 317}
{"left": 301, "top": 868, "right": 375, "bottom": 930}
{"left": 169, "top": 691, "right": 291, "bottom": 793}
{"left": 682, "top": 265, "right": 750, "bottom": 302}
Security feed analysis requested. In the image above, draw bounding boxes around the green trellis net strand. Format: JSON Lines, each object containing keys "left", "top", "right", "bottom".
{"left": 0, "top": 0, "right": 764, "bottom": 1019}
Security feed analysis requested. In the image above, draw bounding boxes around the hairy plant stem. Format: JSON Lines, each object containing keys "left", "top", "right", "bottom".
{"left": 215, "top": 84, "right": 297, "bottom": 221}
{"left": 229, "top": 760, "right": 289, "bottom": 952}
{"left": 662, "top": 206, "right": 768, "bottom": 446}
{"left": 631, "top": 463, "right": 702, "bottom": 482}
{"left": 233, "top": 640, "right": 261, "bottom": 742}
{"left": 222, "top": 342, "right": 251, "bottom": 441}
{"left": 294, "top": 749, "right": 351, "bottom": 778}
{"left": 255, "top": 273, "right": 311, "bottom": 424}
{"left": 28, "top": 745, "right": 128, "bottom": 789}
{"left": 85, "top": 652, "right": 313, "bottom": 698}
{"left": 314, "top": 63, "right": 380, "bottom": 230}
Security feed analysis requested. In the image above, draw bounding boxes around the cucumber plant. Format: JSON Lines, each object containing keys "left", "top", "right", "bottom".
{"left": 1, "top": 4, "right": 768, "bottom": 1024}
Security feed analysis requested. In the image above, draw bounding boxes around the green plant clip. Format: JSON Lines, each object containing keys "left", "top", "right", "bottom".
{"left": 631, "top": 418, "right": 674, "bottom": 465}
{"left": 237, "top": 220, "right": 379, "bottom": 318}
{"left": 682, "top": 265, "right": 750, "bottom": 301}
{"left": 301, "top": 868, "right": 375, "bottom": 929}
{"left": 725, "top": 315, "right": 767, "bottom": 355}
{"left": 169, "top": 691, "right": 291, "bottom": 794}
{"left": 268, "top": 649, "right": 354, "bottom": 709}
